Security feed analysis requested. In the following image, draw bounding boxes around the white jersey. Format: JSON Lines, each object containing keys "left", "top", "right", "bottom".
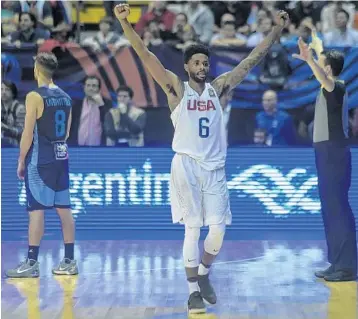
{"left": 171, "top": 82, "right": 227, "bottom": 171}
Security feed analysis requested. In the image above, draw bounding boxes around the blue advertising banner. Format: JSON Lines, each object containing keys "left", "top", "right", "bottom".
{"left": 2, "top": 148, "right": 358, "bottom": 232}
{"left": 2, "top": 44, "right": 358, "bottom": 110}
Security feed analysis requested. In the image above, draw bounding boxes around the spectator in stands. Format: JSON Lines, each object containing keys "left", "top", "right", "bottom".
{"left": 104, "top": 85, "right": 146, "bottom": 147}
{"left": 297, "top": 104, "right": 315, "bottom": 144}
{"left": 1, "top": 81, "right": 25, "bottom": 147}
{"left": 210, "top": 14, "right": 247, "bottom": 47}
{"left": 142, "top": 20, "right": 169, "bottom": 47}
{"left": 210, "top": 1, "right": 251, "bottom": 36}
{"left": 321, "top": 0, "right": 356, "bottom": 33}
{"left": 50, "top": 0, "right": 73, "bottom": 27}
{"left": 259, "top": 39, "right": 291, "bottom": 90}
{"left": 1, "top": 1, "right": 18, "bottom": 40}
{"left": 142, "top": 29, "right": 162, "bottom": 47}
{"left": 9, "top": 12, "right": 49, "bottom": 47}
{"left": 255, "top": 90, "right": 296, "bottom": 146}
{"left": 135, "top": 1, "right": 176, "bottom": 36}
{"left": 172, "top": 12, "right": 191, "bottom": 38}
{"left": 103, "top": 1, "right": 125, "bottom": 33}
{"left": 290, "top": 0, "right": 323, "bottom": 32}
{"left": 12, "top": 0, "right": 54, "bottom": 29}
{"left": 166, "top": 12, "right": 197, "bottom": 49}
{"left": 253, "top": 128, "right": 268, "bottom": 146}
{"left": 246, "top": 17, "right": 273, "bottom": 47}
{"left": 68, "top": 76, "right": 111, "bottom": 146}
{"left": 219, "top": 12, "right": 236, "bottom": 26}
{"left": 38, "top": 22, "right": 73, "bottom": 53}
{"left": 284, "top": 17, "right": 323, "bottom": 46}
{"left": 323, "top": 9, "right": 358, "bottom": 47}
{"left": 247, "top": 7, "right": 272, "bottom": 33}
{"left": 82, "top": 17, "right": 129, "bottom": 52}
{"left": 183, "top": 1, "right": 215, "bottom": 44}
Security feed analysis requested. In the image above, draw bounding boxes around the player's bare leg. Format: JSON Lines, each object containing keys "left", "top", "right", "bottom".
{"left": 198, "top": 224, "right": 226, "bottom": 304}
{"left": 52, "top": 208, "right": 78, "bottom": 275}
{"left": 5, "top": 210, "right": 44, "bottom": 278}
{"left": 183, "top": 225, "right": 206, "bottom": 314}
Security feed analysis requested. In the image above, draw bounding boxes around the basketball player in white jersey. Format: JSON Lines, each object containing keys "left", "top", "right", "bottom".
{"left": 114, "top": 4, "right": 289, "bottom": 314}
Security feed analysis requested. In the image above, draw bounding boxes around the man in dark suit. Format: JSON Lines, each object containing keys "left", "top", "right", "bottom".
{"left": 68, "top": 75, "right": 111, "bottom": 146}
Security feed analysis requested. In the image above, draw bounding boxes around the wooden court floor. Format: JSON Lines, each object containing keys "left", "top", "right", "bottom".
{"left": 1, "top": 240, "right": 357, "bottom": 318}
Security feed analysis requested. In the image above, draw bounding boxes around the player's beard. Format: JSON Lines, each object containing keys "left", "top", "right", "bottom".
{"left": 189, "top": 71, "right": 206, "bottom": 83}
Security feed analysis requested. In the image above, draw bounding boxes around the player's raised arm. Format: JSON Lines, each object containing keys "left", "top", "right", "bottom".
{"left": 114, "top": 4, "right": 183, "bottom": 106}
{"left": 212, "top": 11, "right": 289, "bottom": 97}
{"left": 17, "top": 91, "right": 42, "bottom": 179}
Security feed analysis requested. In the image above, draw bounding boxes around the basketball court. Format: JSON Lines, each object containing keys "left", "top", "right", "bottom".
{"left": 2, "top": 236, "right": 357, "bottom": 318}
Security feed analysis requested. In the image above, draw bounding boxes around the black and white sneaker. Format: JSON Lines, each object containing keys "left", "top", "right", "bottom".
{"left": 187, "top": 291, "right": 206, "bottom": 314}
{"left": 198, "top": 274, "right": 217, "bottom": 304}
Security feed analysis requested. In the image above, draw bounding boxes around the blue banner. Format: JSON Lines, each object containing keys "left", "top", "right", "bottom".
{"left": 2, "top": 147, "right": 358, "bottom": 232}
{"left": 2, "top": 44, "right": 357, "bottom": 110}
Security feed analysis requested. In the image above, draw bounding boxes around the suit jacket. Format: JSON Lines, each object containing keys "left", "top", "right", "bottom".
{"left": 68, "top": 98, "right": 112, "bottom": 146}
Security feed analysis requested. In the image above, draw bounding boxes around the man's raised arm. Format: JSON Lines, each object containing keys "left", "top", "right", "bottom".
{"left": 114, "top": 4, "right": 183, "bottom": 103}
{"left": 212, "top": 11, "right": 289, "bottom": 98}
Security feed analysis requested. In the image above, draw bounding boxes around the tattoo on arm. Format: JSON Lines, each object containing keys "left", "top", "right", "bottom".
{"left": 228, "top": 26, "right": 283, "bottom": 88}
{"left": 166, "top": 84, "right": 178, "bottom": 97}
{"left": 219, "top": 84, "right": 231, "bottom": 99}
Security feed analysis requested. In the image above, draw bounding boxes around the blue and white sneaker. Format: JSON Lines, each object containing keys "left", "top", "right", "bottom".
{"left": 5, "top": 259, "right": 40, "bottom": 278}
{"left": 52, "top": 258, "right": 78, "bottom": 275}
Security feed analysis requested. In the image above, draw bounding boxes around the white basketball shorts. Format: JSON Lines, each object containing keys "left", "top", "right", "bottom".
{"left": 170, "top": 153, "right": 232, "bottom": 227}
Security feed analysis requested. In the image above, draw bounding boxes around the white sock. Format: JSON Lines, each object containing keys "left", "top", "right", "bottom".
{"left": 198, "top": 263, "right": 210, "bottom": 276}
{"left": 188, "top": 281, "right": 199, "bottom": 294}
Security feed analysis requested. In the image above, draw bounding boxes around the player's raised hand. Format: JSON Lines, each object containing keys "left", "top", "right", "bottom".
{"left": 309, "top": 29, "right": 323, "bottom": 54}
{"left": 114, "top": 3, "right": 130, "bottom": 20}
{"left": 274, "top": 10, "right": 289, "bottom": 28}
{"left": 292, "top": 37, "right": 313, "bottom": 62}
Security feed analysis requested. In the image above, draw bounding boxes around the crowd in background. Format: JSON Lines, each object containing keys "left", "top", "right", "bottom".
{"left": 2, "top": 1, "right": 358, "bottom": 148}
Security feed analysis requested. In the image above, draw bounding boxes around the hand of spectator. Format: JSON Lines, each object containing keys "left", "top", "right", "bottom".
{"left": 14, "top": 40, "right": 21, "bottom": 48}
{"left": 237, "top": 25, "right": 250, "bottom": 36}
{"left": 292, "top": 37, "right": 313, "bottom": 62}
{"left": 114, "top": 4, "right": 130, "bottom": 21}
{"left": 274, "top": 10, "right": 289, "bottom": 28}
{"left": 158, "top": 23, "right": 166, "bottom": 31}
{"left": 37, "top": 39, "right": 45, "bottom": 46}
{"left": 91, "top": 94, "right": 104, "bottom": 106}
{"left": 118, "top": 102, "right": 128, "bottom": 114}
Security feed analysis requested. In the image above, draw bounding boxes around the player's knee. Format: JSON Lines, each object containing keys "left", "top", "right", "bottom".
{"left": 204, "top": 223, "right": 226, "bottom": 255}
{"left": 57, "top": 208, "right": 74, "bottom": 223}
{"left": 28, "top": 210, "right": 45, "bottom": 222}
{"left": 183, "top": 226, "right": 200, "bottom": 268}
{"left": 184, "top": 225, "right": 200, "bottom": 242}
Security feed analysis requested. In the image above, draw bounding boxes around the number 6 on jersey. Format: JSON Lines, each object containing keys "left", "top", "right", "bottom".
{"left": 199, "top": 117, "right": 209, "bottom": 138}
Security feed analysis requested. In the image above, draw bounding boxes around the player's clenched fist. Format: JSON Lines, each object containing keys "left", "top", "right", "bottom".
{"left": 114, "top": 4, "right": 130, "bottom": 20}
{"left": 274, "top": 10, "right": 289, "bottom": 28}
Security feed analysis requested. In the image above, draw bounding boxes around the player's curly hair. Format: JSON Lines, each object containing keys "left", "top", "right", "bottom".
{"left": 35, "top": 52, "right": 58, "bottom": 78}
{"left": 183, "top": 44, "right": 210, "bottom": 64}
